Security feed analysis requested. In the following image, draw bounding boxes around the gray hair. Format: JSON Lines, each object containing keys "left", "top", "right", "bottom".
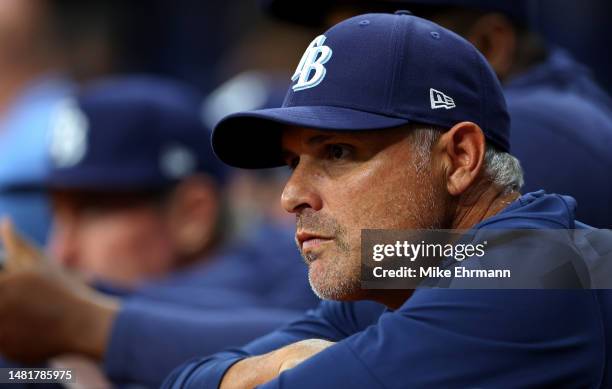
{"left": 410, "top": 126, "right": 524, "bottom": 194}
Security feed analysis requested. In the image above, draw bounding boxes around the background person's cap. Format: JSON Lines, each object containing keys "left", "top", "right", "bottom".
{"left": 212, "top": 12, "right": 510, "bottom": 169}
{"left": 47, "top": 76, "right": 228, "bottom": 191}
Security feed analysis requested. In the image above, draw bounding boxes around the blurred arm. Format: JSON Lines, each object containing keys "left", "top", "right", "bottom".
{"left": 103, "top": 299, "right": 304, "bottom": 387}
{"left": 161, "top": 301, "right": 385, "bottom": 388}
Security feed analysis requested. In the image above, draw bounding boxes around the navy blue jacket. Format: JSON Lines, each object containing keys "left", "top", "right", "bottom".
{"left": 163, "top": 191, "right": 612, "bottom": 388}
{"left": 129, "top": 223, "right": 317, "bottom": 311}
{"left": 101, "top": 222, "right": 319, "bottom": 387}
{"left": 507, "top": 49, "right": 612, "bottom": 228}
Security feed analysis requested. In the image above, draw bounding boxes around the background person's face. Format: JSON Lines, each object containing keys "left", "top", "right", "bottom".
{"left": 280, "top": 127, "right": 447, "bottom": 301}
{"left": 47, "top": 192, "right": 177, "bottom": 288}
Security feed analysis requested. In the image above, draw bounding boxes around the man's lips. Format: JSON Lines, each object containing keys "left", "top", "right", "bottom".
{"left": 296, "top": 231, "right": 333, "bottom": 252}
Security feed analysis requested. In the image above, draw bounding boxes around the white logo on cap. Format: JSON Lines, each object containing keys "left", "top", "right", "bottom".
{"left": 291, "top": 35, "right": 333, "bottom": 92}
{"left": 49, "top": 98, "right": 89, "bottom": 168}
{"left": 160, "top": 144, "right": 196, "bottom": 180}
{"left": 430, "top": 88, "right": 456, "bottom": 110}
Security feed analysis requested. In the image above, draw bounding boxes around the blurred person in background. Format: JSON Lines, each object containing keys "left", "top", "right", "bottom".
{"left": 0, "top": 0, "right": 124, "bottom": 245}
{"left": 403, "top": 0, "right": 612, "bottom": 228}
{"left": 263, "top": 0, "right": 612, "bottom": 228}
{"left": 203, "top": 74, "right": 300, "bottom": 241}
{"left": 0, "top": 77, "right": 319, "bottom": 387}
{"left": 45, "top": 77, "right": 229, "bottom": 289}
{"left": 200, "top": 11, "right": 318, "bottom": 240}
{"left": 536, "top": 0, "right": 612, "bottom": 95}
{"left": 0, "top": 1, "right": 122, "bottom": 386}
{"left": 0, "top": 0, "right": 73, "bottom": 244}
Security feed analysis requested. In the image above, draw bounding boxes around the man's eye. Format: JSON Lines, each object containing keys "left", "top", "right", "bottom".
{"left": 327, "top": 144, "right": 351, "bottom": 160}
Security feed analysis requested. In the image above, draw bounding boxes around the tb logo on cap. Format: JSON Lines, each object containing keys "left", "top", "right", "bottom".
{"left": 291, "top": 35, "right": 333, "bottom": 92}
{"left": 50, "top": 98, "right": 89, "bottom": 168}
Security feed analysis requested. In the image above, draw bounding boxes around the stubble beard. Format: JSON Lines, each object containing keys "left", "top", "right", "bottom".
{"left": 299, "top": 153, "right": 443, "bottom": 301}
{"left": 297, "top": 213, "right": 361, "bottom": 301}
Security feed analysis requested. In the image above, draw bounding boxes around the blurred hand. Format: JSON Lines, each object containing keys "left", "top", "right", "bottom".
{"left": 51, "top": 354, "right": 113, "bottom": 389}
{"left": 0, "top": 218, "right": 119, "bottom": 364}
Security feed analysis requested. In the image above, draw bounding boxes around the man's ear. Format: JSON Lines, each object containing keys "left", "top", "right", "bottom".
{"left": 166, "top": 174, "right": 220, "bottom": 262}
{"left": 465, "top": 13, "right": 516, "bottom": 80}
{"left": 437, "top": 122, "right": 486, "bottom": 196}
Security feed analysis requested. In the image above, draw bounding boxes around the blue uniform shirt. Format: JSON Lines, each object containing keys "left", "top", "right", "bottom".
{"left": 163, "top": 191, "right": 612, "bottom": 388}
{"left": 113, "top": 222, "right": 317, "bottom": 311}
{"left": 102, "top": 222, "right": 319, "bottom": 386}
{"left": 506, "top": 48, "right": 612, "bottom": 228}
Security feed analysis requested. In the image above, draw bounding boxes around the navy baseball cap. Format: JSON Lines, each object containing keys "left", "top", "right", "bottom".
{"left": 212, "top": 12, "right": 510, "bottom": 169}
{"left": 47, "top": 77, "right": 228, "bottom": 191}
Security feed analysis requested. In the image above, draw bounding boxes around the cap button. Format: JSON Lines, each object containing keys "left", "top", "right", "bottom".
{"left": 394, "top": 10, "right": 413, "bottom": 15}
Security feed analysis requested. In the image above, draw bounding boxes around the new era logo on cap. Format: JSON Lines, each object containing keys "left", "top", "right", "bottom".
{"left": 429, "top": 88, "right": 456, "bottom": 110}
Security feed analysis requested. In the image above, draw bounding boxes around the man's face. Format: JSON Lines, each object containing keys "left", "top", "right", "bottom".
{"left": 47, "top": 191, "right": 177, "bottom": 287}
{"left": 281, "top": 127, "right": 448, "bottom": 300}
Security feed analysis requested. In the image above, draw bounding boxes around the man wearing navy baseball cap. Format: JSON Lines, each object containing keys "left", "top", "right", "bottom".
{"left": 45, "top": 77, "right": 229, "bottom": 287}
{"left": 163, "top": 12, "right": 611, "bottom": 388}
{"left": 264, "top": 0, "right": 612, "bottom": 228}
{"left": 0, "top": 77, "right": 320, "bottom": 387}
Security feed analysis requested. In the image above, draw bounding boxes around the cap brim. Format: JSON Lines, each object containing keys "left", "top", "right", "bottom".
{"left": 211, "top": 105, "right": 410, "bottom": 169}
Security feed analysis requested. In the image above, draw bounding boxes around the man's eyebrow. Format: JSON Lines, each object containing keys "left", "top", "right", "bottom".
{"left": 306, "top": 134, "right": 334, "bottom": 145}
{"left": 281, "top": 134, "right": 342, "bottom": 160}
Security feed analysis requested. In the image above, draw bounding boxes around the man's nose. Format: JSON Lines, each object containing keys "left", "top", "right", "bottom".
{"left": 281, "top": 161, "right": 323, "bottom": 214}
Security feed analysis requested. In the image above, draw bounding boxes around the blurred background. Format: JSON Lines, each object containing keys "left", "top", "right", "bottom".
{"left": 5, "top": 0, "right": 605, "bottom": 95}
{"left": 0, "top": 1, "right": 610, "bottom": 387}
{"left": 1, "top": 0, "right": 610, "bottom": 245}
